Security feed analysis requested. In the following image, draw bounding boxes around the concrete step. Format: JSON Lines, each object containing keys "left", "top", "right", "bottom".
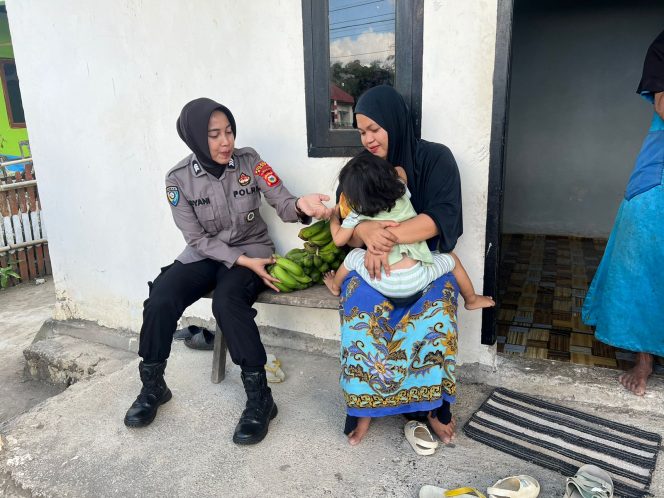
{"left": 23, "top": 333, "right": 136, "bottom": 386}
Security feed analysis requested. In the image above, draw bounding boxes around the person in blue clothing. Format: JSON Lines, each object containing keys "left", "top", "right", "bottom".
{"left": 583, "top": 30, "right": 664, "bottom": 396}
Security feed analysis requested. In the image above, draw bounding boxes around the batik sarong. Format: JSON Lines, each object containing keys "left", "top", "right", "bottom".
{"left": 339, "top": 271, "right": 459, "bottom": 418}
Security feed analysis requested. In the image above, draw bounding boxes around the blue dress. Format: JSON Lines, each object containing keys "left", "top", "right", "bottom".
{"left": 582, "top": 108, "right": 664, "bottom": 356}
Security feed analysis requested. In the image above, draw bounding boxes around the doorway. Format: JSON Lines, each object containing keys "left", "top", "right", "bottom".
{"left": 485, "top": 0, "right": 664, "bottom": 372}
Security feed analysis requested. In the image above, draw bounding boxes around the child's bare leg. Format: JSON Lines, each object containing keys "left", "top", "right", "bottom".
{"left": 323, "top": 265, "right": 349, "bottom": 296}
{"left": 449, "top": 253, "right": 495, "bottom": 310}
{"left": 348, "top": 417, "right": 371, "bottom": 446}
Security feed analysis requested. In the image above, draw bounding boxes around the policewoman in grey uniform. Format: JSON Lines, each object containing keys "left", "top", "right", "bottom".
{"left": 124, "top": 98, "right": 332, "bottom": 445}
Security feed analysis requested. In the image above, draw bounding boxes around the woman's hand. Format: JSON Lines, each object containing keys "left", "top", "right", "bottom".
{"left": 297, "top": 194, "right": 334, "bottom": 219}
{"left": 355, "top": 220, "right": 399, "bottom": 254}
{"left": 236, "top": 255, "right": 281, "bottom": 292}
{"left": 364, "top": 251, "right": 391, "bottom": 280}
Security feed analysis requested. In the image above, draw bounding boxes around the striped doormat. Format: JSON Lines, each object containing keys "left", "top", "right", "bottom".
{"left": 463, "top": 388, "right": 661, "bottom": 498}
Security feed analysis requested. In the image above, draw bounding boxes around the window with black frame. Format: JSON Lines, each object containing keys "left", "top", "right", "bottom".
{"left": 1, "top": 61, "right": 25, "bottom": 127}
{"left": 302, "top": 0, "right": 423, "bottom": 157}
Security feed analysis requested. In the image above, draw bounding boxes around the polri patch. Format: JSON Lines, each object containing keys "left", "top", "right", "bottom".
{"left": 254, "top": 161, "right": 281, "bottom": 187}
{"left": 166, "top": 186, "right": 180, "bottom": 206}
{"left": 238, "top": 172, "right": 251, "bottom": 186}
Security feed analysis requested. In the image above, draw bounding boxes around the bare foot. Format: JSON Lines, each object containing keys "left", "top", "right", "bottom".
{"left": 427, "top": 413, "right": 456, "bottom": 444}
{"left": 347, "top": 417, "right": 371, "bottom": 446}
{"left": 464, "top": 294, "right": 496, "bottom": 310}
{"left": 323, "top": 271, "right": 341, "bottom": 296}
{"left": 619, "top": 352, "right": 653, "bottom": 396}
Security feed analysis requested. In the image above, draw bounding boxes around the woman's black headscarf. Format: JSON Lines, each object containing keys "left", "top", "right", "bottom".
{"left": 353, "top": 85, "right": 463, "bottom": 252}
{"left": 176, "top": 98, "right": 236, "bottom": 169}
{"left": 637, "top": 30, "right": 664, "bottom": 97}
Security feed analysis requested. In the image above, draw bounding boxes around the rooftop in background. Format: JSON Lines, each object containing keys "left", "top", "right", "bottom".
{"left": 330, "top": 83, "right": 355, "bottom": 104}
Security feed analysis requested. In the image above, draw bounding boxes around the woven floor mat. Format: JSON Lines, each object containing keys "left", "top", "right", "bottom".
{"left": 463, "top": 388, "right": 661, "bottom": 498}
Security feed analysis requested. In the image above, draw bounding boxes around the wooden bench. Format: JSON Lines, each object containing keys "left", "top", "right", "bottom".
{"left": 205, "top": 285, "right": 340, "bottom": 383}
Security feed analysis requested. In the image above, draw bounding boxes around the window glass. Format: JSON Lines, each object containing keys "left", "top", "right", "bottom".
{"left": 328, "top": 0, "right": 395, "bottom": 130}
{"left": 3, "top": 63, "right": 25, "bottom": 125}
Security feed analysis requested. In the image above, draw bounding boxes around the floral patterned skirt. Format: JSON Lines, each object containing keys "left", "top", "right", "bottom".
{"left": 339, "top": 272, "right": 459, "bottom": 418}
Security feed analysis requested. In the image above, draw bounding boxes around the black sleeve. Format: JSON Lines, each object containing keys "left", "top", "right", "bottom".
{"left": 416, "top": 143, "right": 463, "bottom": 253}
{"left": 637, "top": 30, "right": 664, "bottom": 96}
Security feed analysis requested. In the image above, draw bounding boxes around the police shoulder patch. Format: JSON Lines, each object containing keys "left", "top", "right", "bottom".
{"left": 166, "top": 186, "right": 180, "bottom": 206}
{"left": 254, "top": 161, "right": 281, "bottom": 188}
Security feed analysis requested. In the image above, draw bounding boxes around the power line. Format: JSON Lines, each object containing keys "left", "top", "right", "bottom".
{"left": 330, "top": 18, "right": 395, "bottom": 31}
{"left": 330, "top": 28, "right": 394, "bottom": 40}
{"left": 330, "top": 49, "right": 394, "bottom": 59}
{"left": 330, "top": 12, "right": 394, "bottom": 27}
{"left": 329, "top": 0, "right": 384, "bottom": 13}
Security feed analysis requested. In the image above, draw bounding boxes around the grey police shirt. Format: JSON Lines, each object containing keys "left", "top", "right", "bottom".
{"left": 165, "top": 146, "right": 308, "bottom": 268}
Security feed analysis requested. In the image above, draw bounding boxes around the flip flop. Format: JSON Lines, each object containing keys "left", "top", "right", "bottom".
{"left": 183, "top": 328, "right": 215, "bottom": 350}
{"left": 405, "top": 420, "right": 438, "bottom": 456}
{"left": 173, "top": 325, "right": 201, "bottom": 341}
{"left": 265, "top": 353, "right": 285, "bottom": 383}
{"left": 564, "top": 464, "right": 613, "bottom": 498}
{"left": 420, "top": 485, "right": 486, "bottom": 498}
{"left": 487, "top": 475, "right": 540, "bottom": 498}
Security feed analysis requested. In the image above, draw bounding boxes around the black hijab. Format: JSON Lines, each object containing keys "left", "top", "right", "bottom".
{"left": 637, "top": 30, "right": 664, "bottom": 97}
{"left": 176, "top": 98, "right": 237, "bottom": 173}
{"left": 353, "top": 85, "right": 463, "bottom": 252}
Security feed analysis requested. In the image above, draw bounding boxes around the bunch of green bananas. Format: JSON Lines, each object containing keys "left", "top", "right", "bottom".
{"left": 267, "top": 220, "right": 347, "bottom": 292}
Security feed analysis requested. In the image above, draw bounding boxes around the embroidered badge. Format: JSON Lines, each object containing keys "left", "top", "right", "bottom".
{"left": 166, "top": 186, "right": 180, "bottom": 207}
{"left": 246, "top": 211, "right": 255, "bottom": 222}
{"left": 254, "top": 161, "right": 281, "bottom": 187}
{"left": 227, "top": 157, "right": 236, "bottom": 170}
{"left": 238, "top": 172, "right": 251, "bottom": 186}
{"left": 192, "top": 160, "right": 202, "bottom": 175}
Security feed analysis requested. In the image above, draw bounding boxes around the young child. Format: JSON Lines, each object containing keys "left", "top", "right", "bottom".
{"left": 324, "top": 154, "right": 495, "bottom": 310}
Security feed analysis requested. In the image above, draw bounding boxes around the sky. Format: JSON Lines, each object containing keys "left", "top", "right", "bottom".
{"left": 328, "top": 0, "right": 396, "bottom": 65}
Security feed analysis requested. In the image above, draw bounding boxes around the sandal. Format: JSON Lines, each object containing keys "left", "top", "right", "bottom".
{"left": 265, "top": 353, "right": 285, "bottom": 383}
{"left": 183, "top": 328, "right": 215, "bottom": 350}
{"left": 405, "top": 420, "right": 438, "bottom": 456}
{"left": 487, "top": 475, "right": 540, "bottom": 498}
{"left": 420, "top": 485, "right": 486, "bottom": 498}
{"left": 564, "top": 464, "right": 613, "bottom": 498}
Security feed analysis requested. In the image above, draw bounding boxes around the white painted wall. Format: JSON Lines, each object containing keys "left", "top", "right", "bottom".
{"left": 7, "top": 0, "right": 497, "bottom": 366}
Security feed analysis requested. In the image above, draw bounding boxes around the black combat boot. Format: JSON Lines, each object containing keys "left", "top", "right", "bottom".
{"left": 232, "top": 369, "right": 278, "bottom": 445}
{"left": 124, "top": 360, "right": 172, "bottom": 427}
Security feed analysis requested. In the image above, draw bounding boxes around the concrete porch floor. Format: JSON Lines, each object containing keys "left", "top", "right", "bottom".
{"left": 1, "top": 281, "right": 663, "bottom": 497}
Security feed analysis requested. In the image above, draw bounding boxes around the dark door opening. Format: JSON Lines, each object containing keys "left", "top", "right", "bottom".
{"left": 483, "top": 0, "right": 664, "bottom": 372}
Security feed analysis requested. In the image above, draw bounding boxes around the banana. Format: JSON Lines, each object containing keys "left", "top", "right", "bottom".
{"left": 321, "top": 252, "right": 336, "bottom": 264}
{"left": 274, "top": 254, "right": 305, "bottom": 277}
{"left": 285, "top": 248, "right": 307, "bottom": 260}
{"left": 302, "top": 255, "right": 313, "bottom": 268}
{"left": 317, "top": 239, "right": 338, "bottom": 253}
{"left": 309, "top": 232, "right": 333, "bottom": 247}
{"left": 273, "top": 281, "right": 293, "bottom": 293}
{"left": 313, "top": 255, "right": 322, "bottom": 267}
{"left": 288, "top": 254, "right": 306, "bottom": 264}
{"left": 318, "top": 262, "right": 329, "bottom": 273}
{"left": 271, "top": 265, "right": 300, "bottom": 288}
{"left": 303, "top": 242, "right": 318, "bottom": 254}
{"left": 309, "top": 270, "right": 321, "bottom": 283}
{"left": 298, "top": 220, "right": 328, "bottom": 240}
{"left": 292, "top": 273, "right": 312, "bottom": 284}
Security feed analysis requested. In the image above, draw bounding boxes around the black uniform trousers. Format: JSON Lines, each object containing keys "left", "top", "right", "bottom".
{"left": 138, "top": 259, "right": 267, "bottom": 368}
